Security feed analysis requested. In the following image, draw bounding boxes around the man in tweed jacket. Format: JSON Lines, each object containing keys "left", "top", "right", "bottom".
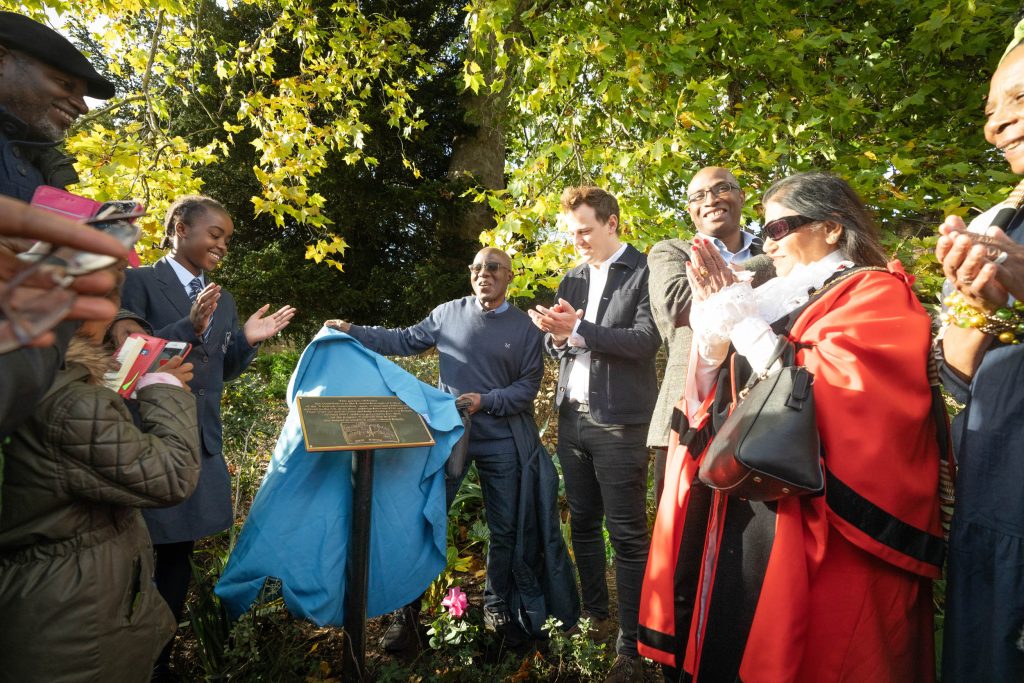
{"left": 647, "top": 167, "right": 774, "bottom": 504}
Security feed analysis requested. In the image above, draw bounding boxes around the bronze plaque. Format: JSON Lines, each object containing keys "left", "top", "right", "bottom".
{"left": 296, "top": 396, "right": 436, "bottom": 452}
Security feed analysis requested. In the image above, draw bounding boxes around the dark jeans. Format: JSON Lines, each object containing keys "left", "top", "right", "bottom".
{"left": 446, "top": 443, "right": 520, "bottom": 614}
{"left": 557, "top": 403, "right": 650, "bottom": 656}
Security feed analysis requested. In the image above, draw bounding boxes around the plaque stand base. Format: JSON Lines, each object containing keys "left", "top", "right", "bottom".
{"left": 342, "top": 449, "right": 374, "bottom": 682}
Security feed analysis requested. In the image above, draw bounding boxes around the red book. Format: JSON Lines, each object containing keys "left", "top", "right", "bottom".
{"left": 105, "top": 335, "right": 191, "bottom": 397}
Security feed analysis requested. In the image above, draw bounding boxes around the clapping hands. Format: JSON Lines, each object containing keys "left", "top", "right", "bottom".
{"left": 686, "top": 237, "right": 738, "bottom": 302}
{"left": 936, "top": 215, "right": 1024, "bottom": 309}
{"left": 529, "top": 298, "right": 583, "bottom": 346}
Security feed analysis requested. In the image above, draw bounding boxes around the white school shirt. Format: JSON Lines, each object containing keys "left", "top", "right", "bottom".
{"left": 165, "top": 255, "right": 206, "bottom": 293}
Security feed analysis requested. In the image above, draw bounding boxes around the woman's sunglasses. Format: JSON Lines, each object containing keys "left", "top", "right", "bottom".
{"left": 762, "top": 214, "right": 819, "bottom": 241}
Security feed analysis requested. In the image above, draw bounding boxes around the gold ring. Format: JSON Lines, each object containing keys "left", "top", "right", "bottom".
{"left": 699, "top": 266, "right": 710, "bottom": 278}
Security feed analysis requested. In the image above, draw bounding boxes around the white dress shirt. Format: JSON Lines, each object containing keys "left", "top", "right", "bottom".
{"left": 564, "top": 242, "right": 629, "bottom": 404}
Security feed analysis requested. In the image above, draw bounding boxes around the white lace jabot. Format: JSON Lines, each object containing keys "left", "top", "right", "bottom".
{"left": 752, "top": 251, "right": 852, "bottom": 324}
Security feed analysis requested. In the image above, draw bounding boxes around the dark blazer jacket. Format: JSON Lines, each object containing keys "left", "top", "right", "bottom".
{"left": 121, "top": 257, "right": 258, "bottom": 543}
{"left": 544, "top": 244, "right": 660, "bottom": 425}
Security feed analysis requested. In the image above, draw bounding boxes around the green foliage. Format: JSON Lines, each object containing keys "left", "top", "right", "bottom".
{"left": 246, "top": 348, "right": 301, "bottom": 399}
{"left": 6, "top": 0, "right": 468, "bottom": 299}
{"left": 186, "top": 550, "right": 233, "bottom": 677}
{"left": 202, "top": 1, "right": 483, "bottom": 331}
{"left": 427, "top": 610, "right": 483, "bottom": 665}
{"left": 187, "top": 555, "right": 316, "bottom": 681}
{"left": 464, "top": 0, "right": 1023, "bottom": 293}
{"left": 540, "top": 617, "right": 609, "bottom": 681}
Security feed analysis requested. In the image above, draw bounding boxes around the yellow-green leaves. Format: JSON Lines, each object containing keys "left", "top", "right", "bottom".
{"left": 3, "top": 0, "right": 430, "bottom": 270}
{"left": 463, "top": 0, "right": 1021, "bottom": 300}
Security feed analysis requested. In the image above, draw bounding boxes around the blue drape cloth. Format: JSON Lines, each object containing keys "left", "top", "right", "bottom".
{"left": 215, "top": 329, "right": 462, "bottom": 625}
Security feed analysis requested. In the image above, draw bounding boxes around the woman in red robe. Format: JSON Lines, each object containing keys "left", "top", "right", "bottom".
{"left": 638, "top": 172, "right": 943, "bottom": 682}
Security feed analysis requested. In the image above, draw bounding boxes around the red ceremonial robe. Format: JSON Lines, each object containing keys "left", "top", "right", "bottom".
{"left": 638, "top": 266, "right": 942, "bottom": 683}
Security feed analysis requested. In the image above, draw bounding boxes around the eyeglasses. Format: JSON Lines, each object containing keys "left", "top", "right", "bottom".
{"left": 468, "top": 262, "right": 509, "bottom": 275}
{"left": 687, "top": 181, "right": 739, "bottom": 204}
{"left": 762, "top": 214, "right": 819, "bottom": 241}
{"left": 0, "top": 211, "right": 143, "bottom": 353}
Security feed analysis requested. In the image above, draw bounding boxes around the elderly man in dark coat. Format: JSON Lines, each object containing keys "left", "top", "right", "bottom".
{"left": 0, "top": 11, "right": 114, "bottom": 201}
{"left": 0, "top": 13, "right": 117, "bottom": 435}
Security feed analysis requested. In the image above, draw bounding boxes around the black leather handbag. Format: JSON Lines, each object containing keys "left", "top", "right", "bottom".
{"left": 698, "top": 336, "right": 823, "bottom": 501}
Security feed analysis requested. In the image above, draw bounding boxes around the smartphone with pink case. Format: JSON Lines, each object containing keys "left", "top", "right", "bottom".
{"left": 30, "top": 185, "right": 102, "bottom": 220}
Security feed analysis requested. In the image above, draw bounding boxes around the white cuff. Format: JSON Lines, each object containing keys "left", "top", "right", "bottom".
{"left": 690, "top": 280, "right": 759, "bottom": 354}
{"left": 568, "top": 318, "right": 587, "bottom": 348}
{"left": 730, "top": 317, "right": 781, "bottom": 375}
{"left": 696, "top": 336, "right": 730, "bottom": 366}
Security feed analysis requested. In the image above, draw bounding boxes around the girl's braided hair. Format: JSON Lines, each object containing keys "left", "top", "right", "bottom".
{"left": 160, "top": 195, "right": 227, "bottom": 250}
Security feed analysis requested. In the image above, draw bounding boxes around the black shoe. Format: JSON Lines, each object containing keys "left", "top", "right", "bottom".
{"left": 580, "top": 611, "right": 617, "bottom": 643}
{"left": 484, "top": 608, "right": 528, "bottom": 648}
{"left": 605, "top": 654, "right": 643, "bottom": 683}
{"left": 380, "top": 604, "right": 422, "bottom": 653}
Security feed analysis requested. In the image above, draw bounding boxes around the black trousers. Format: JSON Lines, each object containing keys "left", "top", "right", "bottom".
{"left": 653, "top": 446, "right": 668, "bottom": 507}
{"left": 152, "top": 540, "right": 195, "bottom": 675}
{"left": 557, "top": 402, "right": 650, "bottom": 656}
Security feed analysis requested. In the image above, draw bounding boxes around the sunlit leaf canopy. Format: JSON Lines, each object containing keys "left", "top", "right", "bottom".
{"left": 5, "top": 0, "right": 1020, "bottom": 301}
{"left": 466, "top": 0, "right": 1020, "bottom": 298}
{"left": 6, "top": 0, "right": 431, "bottom": 269}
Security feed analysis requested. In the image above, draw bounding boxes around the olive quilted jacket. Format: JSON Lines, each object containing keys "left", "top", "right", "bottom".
{"left": 0, "top": 338, "right": 201, "bottom": 683}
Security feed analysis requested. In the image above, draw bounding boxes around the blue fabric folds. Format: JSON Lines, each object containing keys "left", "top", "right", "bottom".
{"left": 215, "top": 329, "right": 462, "bottom": 625}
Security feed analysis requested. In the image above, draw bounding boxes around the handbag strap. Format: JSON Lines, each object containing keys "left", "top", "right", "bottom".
{"left": 764, "top": 264, "right": 958, "bottom": 496}
{"left": 715, "top": 266, "right": 888, "bottom": 434}
{"left": 733, "top": 266, "right": 886, "bottom": 395}
{"left": 737, "top": 335, "right": 794, "bottom": 396}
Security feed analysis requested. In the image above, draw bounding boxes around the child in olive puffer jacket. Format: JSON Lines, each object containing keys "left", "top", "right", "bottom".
{"left": 0, "top": 294, "right": 201, "bottom": 683}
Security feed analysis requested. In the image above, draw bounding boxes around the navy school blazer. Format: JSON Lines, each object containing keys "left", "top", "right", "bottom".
{"left": 121, "top": 257, "right": 258, "bottom": 457}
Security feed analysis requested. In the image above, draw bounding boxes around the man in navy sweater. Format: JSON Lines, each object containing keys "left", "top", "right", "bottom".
{"left": 325, "top": 246, "right": 544, "bottom": 651}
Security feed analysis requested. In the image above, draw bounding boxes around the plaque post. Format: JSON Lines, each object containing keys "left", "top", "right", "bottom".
{"left": 294, "top": 396, "right": 435, "bottom": 681}
{"left": 342, "top": 449, "right": 375, "bottom": 681}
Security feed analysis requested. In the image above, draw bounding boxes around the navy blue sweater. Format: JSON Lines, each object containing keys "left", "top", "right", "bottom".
{"left": 347, "top": 297, "right": 544, "bottom": 442}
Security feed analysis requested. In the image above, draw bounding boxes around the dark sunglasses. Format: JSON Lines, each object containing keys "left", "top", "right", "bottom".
{"left": 762, "top": 214, "right": 819, "bottom": 241}
{"left": 468, "top": 262, "right": 509, "bottom": 275}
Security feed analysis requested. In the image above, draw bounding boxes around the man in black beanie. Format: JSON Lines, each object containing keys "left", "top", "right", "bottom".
{"left": 0, "top": 11, "right": 114, "bottom": 201}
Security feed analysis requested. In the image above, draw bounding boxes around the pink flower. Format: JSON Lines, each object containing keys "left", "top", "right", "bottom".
{"left": 442, "top": 586, "right": 468, "bottom": 618}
